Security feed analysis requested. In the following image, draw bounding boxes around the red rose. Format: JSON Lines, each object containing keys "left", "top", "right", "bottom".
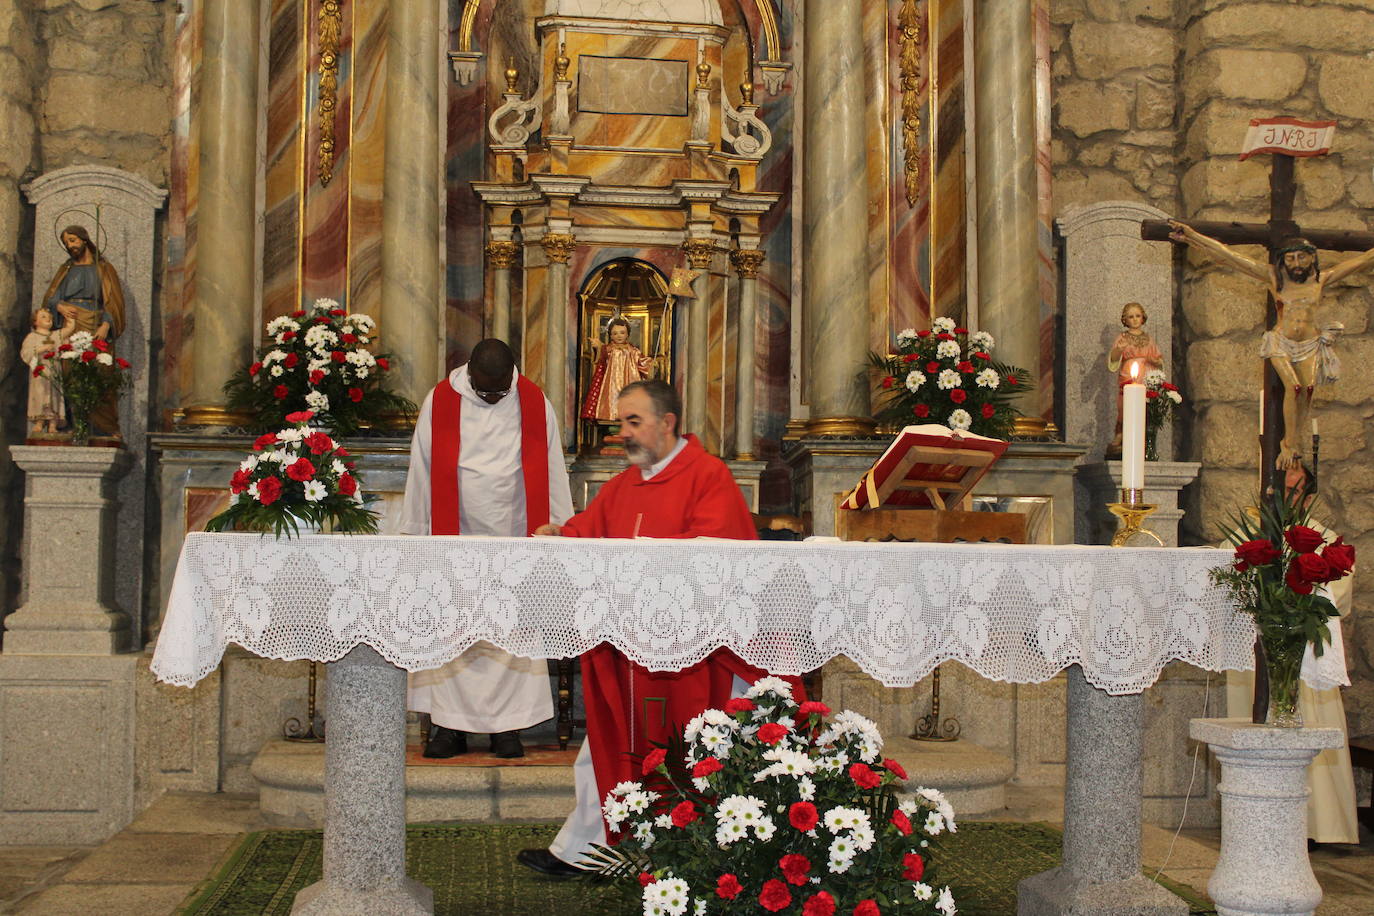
{"left": 1285, "top": 563, "right": 1315, "bottom": 595}
{"left": 789, "top": 801, "right": 819, "bottom": 832}
{"left": 890, "top": 809, "right": 913, "bottom": 835}
{"left": 692, "top": 756, "right": 723, "bottom": 778}
{"left": 249, "top": 362, "right": 263, "bottom": 376}
{"left": 1322, "top": 538, "right": 1355, "bottom": 577}
{"left": 305, "top": 431, "right": 333, "bottom": 455}
{"left": 641, "top": 747, "right": 667, "bottom": 775}
{"left": 1293, "top": 552, "right": 1331, "bottom": 584}
{"left": 291, "top": 309, "right": 306, "bottom": 318}
{"left": 957, "top": 360, "right": 974, "bottom": 374}
{"left": 926, "top": 361, "right": 940, "bottom": 373}
{"left": 286, "top": 458, "right": 316, "bottom": 482}
{"left": 981, "top": 404, "right": 995, "bottom": 419}
{"left": 724, "top": 697, "right": 756, "bottom": 714}
{"left": 1235, "top": 539, "right": 1280, "bottom": 568}
{"left": 281, "top": 331, "right": 296, "bottom": 341}
{"left": 779, "top": 853, "right": 811, "bottom": 886}
{"left": 802, "top": 891, "right": 837, "bottom": 916}
{"left": 285, "top": 410, "right": 314, "bottom": 423}
{"left": 914, "top": 404, "right": 930, "bottom": 418}
{"left": 92, "top": 338, "right": 109, "bottom": 352}
{"left": 798, "top": 701, "right": 831, "bottom": 717}
{"left": 757, "top": 722, "right": 788, "bottom": 745}
{"left": 80, "top": 350, "right": 97, "bottom": 362}
{"left": 273, "top": 384, "right": 289, "bottom": 399}
{"left": 902, "top": 852, "right": 925, "bottom": 881}
{"left": 229, "top": 469, "right": 251, "bottom": 494}
{"left": 376, "top": 358, "right": 389, "bottom": 371}
{"left": 115, "top": 357, "right": 130, "bottom": 369}
{"left": 882, "top": 376, "right": 895, "bottom": 389}
{"left": 309, "top": 370, "right": 325, "bottom": 385}
{"left": 284, "top": 352, "right": 299, "bottom": 368}
{"left": 1146, "top": 389, "right": 1160, "bottom": 400}
{"left": 331, "top": 350, "right": 346, "bottom": 363}
{"left": 883, "top": 757, "right": 908, "bottom": 780}
{"left": 638, "top": 872, "right": 655, "bottom": 887}
{"left": 670, "top": 800, "right": 698, "bottom": 828}
{"left": 336, "top": 447, "right": 350, "bottom": 457}
{"left": 342, "top": 333, "right": 357, "bottom": 344}
{"left": 848, "top": 762, "right": 881, "bottom": 789}
{"left": 256, "top": 476, "right": 283, "bottom": 506}
{"left": 716, "top": 874, "right": 743, "bottom": 900}
{"left": 329, "top": 308, "right": 346, "bottom": 317}
{"left": 253, "top": 433, "right": 278, "bottom": 451}
{"left": 348, "top": 387, "right": 364, "bottom": 403}
{"left": 949, "top": 389, "right": 968, "bottom": 404}
{"left": 338, "top": 473, "right": 357, "bottom": 497}
{"left": 853, "top": 901, "right": 880, "bottom": 916}
{"left": 916, "top": 330, "right": 930, "bottom": 338}
{"left": 759, "top": 879, "right": 792, "bottom": 912}
{"left": 1284, "top": 525, "right": 1324, "bottom": 554}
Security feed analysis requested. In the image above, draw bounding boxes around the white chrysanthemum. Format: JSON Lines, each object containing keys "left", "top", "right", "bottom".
{"left": 94, "top": 351, "right": 113, "bottom": 366}
{"left": 936, "top": 340, "right": 960, "bottom": 360}
{"left": 937, "top": 369, "right": 961, "bottom": 390}
{"left": 851, "top": 824, "right": 875, "bottom": 851}
{"left": 602, "top": 799, "right": 629, "bottom": 830}
{"left": 303, "top": 480, "right": 327, "bottom": 502}
{"left": 654, "top": 813, "right": 673, "bottom": 830}
{"left": 305, "top": 326, "right": 339, "bottom": 348}
{"left": 855, "top": 739, "right": 881, "bottom": 763}
{"left": 59, "top": 349, "right": 78, "bottom": 359}
{"left": 268, "top": 364, "right": 284, "bottom": 377}
{"left": 936, "top": 886, "right": 957, "bottom": 915}
{"left": 313, "top": 298, "right": 340, "bottom": 314}
{"left": 924, "top": 811, "right": 946, "bottom": 835}
{"left": 258, "top": 449, "right": 285, "bottom": 464}
{"left": 263, "top": 349, "right": 288, "bottom": 364}
{"left": 715, "top": 818, "right": 748, "bottom": 846}
{"left": 1145, "top": 369, "right": 1166, "bottom": 385}
{"left": 344, "top": 312, "right": 375, "bottom": 331}
{"left": 691, "top": 776, "right": 710, "bottom": 792}
{"left": 305, "top": 390, "right": 330, "bottom": 411}
{"left": 643, "top": 902, "right": 669, "bottom": 916}
{"left": 975, "top": 368, "right": 1000, "bottom": 389}
{"left": 823, "top": 808, "right": 849, "bottom": 834}
{"left": 266, "top": 316, "right": 300, "bottom": 335}
{"left": 246, "top": 482, "right": 259, "bottom": 501}
{"left": 239, "top": 455, "right": 260, "bottom": 472}
{"left": 278, "top": 428, "right": 304, "bottom": 444}
{"left": 354, "top": 367, "right": 369, "bottom": 380}
{"left": 914, "top": 883, "right": 934, "bottom": 901}
{"left": 610, "top": 780, "right": 643, "bottom": 797}
{"left": 701, "top": 709, "right": 736, "bottom": 728}
{"left": 827, "top": 854, "right": 853, "bottom": 874}
{"left": 933, "top": 316, "right": 956, "bottom": 333}
{"left": 633, "top": 820, "right": 655, "bottom": 848}
{"left": 762, "top": 747, "right": 816, "bottom": 778}
{"left": 829, "top": 836, "right": 857, "bottom": 860}
{"left": 918, "top": 787, "right": 956, "bottom": 823}
{"left": 745, "top": 676, "right": 794, "bottom": 700}
{"left": 308, "top": 358, "right": 331, "bottom": 375}
{"left": 753, "top": 818, "right": 776, "bottom": 841}
{"left": 625, "top": 790, "right": 653, "bottom": 814}
{"left": 896, "top": 327, "right": 918, "bottom": 346}
{"left": 1167, "top": 389, "right": 1182, "bottom": 404}
{"left": 693, "top": 900, "right": 706, "bottom": 916}
{"left": 948, "top": 409, "right": 972, "bottom": 431}
{"left": 797, "top": 775, "right": 816, "bottom": 800}
{"left": 68, "top": 330, "right": 95, "bottom": 349}
{"left": 905, "top": 370, "right": 925, "bottom": 393}
{"left": 700, "top": 727, "right": 733, "bottom": 757}
{"left": 899, "top": 798, "right": 920, "bottom": 817}
{"left": 970, "top": 330, "right": 994, "bottom": 351}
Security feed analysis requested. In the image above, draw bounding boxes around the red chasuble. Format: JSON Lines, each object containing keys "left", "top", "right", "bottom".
{"left": 429, "top": 374, "right": 551, "bottom": 536}
{"left": 561, "top": 434, "right": 804, "bottom": 828}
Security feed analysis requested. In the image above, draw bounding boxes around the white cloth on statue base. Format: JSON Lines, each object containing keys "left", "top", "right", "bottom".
{"left": 1224, "top": 561, "right": 1358, "bottom": 844}
{"left": 399, "top": 365, "right": 573, "bottom": 734}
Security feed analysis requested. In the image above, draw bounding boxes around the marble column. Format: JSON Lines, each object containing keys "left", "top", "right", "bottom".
{"left": 973, "top": 0, "right": 1040, "bottom": 385}
{"left": 188, "top": 0, "right": 259, "bottom": 416}
{"left": 731, "top": 247, "right": 765, "bottom": 459}
{"left": 683, "top": 238, "right": 716, "bottom": 440}
{"left": 486, "top": 236, "right": 519, "bottom": 344}
{"left": 382, "top": 0, "right": 443, "bottom": 406}
{"left": 541, "top": 232, "right": 576, "bottom": 449}
{"left": 802, "top": 0, "right": 873, "bottom": 436}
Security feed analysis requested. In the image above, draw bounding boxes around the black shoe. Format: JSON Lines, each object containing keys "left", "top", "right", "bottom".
{"left": 423, "top": 726, "right": 467, "bottom": 758}
{"left": 490, "top": 730, "right": 525, "bottom": 759}
{"left": 516, "top": 848, "right": 582, "bottom": 879}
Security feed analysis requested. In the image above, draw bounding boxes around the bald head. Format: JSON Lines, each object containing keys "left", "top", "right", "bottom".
{"left": 468, "top": 339, "right": 517, "bottom": 403}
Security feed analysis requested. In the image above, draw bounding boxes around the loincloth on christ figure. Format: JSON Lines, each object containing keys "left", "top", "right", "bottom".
{"left": 1258, "top": 326, "right": 1342, "bottom": 386}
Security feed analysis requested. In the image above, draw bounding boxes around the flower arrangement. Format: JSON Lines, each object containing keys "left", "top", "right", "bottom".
{"left": 204, "top": 410, "right": 380, "bottom": 537}
{"left": 1142, "top": 370, "right": 1182, "bottom": 461}
{"left": 869, "top": 318, "right": 1030, "bottom": 439}
{"left": 223, "top": 298, "right": 415, "bottom": 435}
{"left": 1209, "top": 478, "right": 1354, "bottom": 726}
{"left": 33, "top": 330, "right": 131, "bottom": 445}
{"left": 589, "top": 677, "right": 958, "bottom": 915}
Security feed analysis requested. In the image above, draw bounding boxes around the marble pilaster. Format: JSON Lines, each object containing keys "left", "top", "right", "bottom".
{"left": 381, "top": 0, "right": 443, "bottom": 406}
{"left": 189, "top": 0, "right": 260, "bottom": 413}
{"left": 683, "top": 237, "right": 715, "bottom": 440}
{"left": 731, "top": 246, "right": 764, "bottom": 459}
{"left": 486, "top": 236, "right": 519, "bottom": 344}
{"left": 541, "top": 232, "right": 576, "bottom": 449}
{"left": 801, "top": 0, "right": 872, "bottom": 436}
{"left": 973, "top": 0, "right": 1040, "bottom": 391}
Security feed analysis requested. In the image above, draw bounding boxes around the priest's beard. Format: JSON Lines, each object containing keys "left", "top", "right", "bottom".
{"left": 625, "top": 441, "right": 653, "bottom": 469}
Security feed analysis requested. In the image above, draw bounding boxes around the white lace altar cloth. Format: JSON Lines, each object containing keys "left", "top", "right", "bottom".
{"left": 150, "top": 533, "right": 1319, "bottom": 694}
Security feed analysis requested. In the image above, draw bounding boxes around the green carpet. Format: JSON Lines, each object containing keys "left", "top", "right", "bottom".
{"left": 178, "top": 822, "right": 1215, "bottom": 915}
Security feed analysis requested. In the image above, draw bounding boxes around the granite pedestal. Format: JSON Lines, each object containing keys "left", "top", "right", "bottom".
{"left": 1189, "top": 719, "right": 1344, "bottom": 916}
{"left": 1076, "top": 460, "right": 1201, "bottom": 547}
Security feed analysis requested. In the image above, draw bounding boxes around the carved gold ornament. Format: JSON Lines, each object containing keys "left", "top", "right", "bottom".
{"left": 317, "top": 0, "right": 342, "bottom": 187}
{"left": 682, "top": 238, "right": 717, "bottom": 270}
{"left": 485, "top": 240, "right": 520, "bottom": 270}
{"left": 730, "top": 247, "right": 766, "bottom": 279}
{"left": 898, "top": 0, "right": 923, "bottom": 208}
{"left": 541, "top": 233, "right": 577, "bottom": 264}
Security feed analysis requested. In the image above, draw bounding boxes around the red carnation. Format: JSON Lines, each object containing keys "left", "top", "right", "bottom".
{"left": 882, "top": 376, "right": 895, "bottom": 389}
{"left": 1322, "top": 538, "right": 1355, "bottom": 578}
{"left": 926, "top": 361, "right": 940, "bottom": 374}
{"left": 903, "top": 354, "right": 919, "bottom": 363}
{"left": 757, "top": 722, "right": 788, "bottom": 745}
{"left": 798, "top": 700, "right": 831, "bottom": 717}
{"left": 342, "top": 333, "right": 357, "bottom": 344}
{"left": 916, "top": 330, "right": 930, "bottom": 338}
{"left": 759, "top": 879, "right": 792, "bottom": 912}
{"left": 58, "top": 343, "right": 72, "bottom": 352}
{"left": 336, "top": 447, "right": 350, "bottom": 457}
{"left": 249, "top": 362, "right": 263, "bottom": 376}
{"left": 1006, "top": 375, "right": 1018, "bottom": 385}
{"left": 638, "top": 872, "right": 655, "bottom": 887}
{"left": 229, "top": 468, "right": 251, "bottom": 494}
{"left": 641, "top": 747, "right": 667, "bottom": 775}
{"left": 256, "top": 476, "right": 282, "bottom": 506}
{"left": 883, "top": 757, "right": 909, "bottom": 780}
{"left": 670, "top": 800, "right": 699, "bottom": 828}
{"left": 849, "top": 762, "right": 881, "bottom": 789}
{"left": 692, "top": 756, "right": 723, "bottom": 778}
{"left": 80, "top": 350, "right": 97, "bottom": 363}
{"left": 284, "top": 352, "right": 299, "bottom": 368}
{"left": 285, "top": 410, "right": 314, "bottom": 423}
{"left": 950, "top": 389, "right": 968, "bottom": 404}
{"left": 253, "top": 432, "right": 278, "bottom": 451}
{"left": 1234, "top": 539, "right": 1280, "bottom": 569}
{"left": 936, "top": 332, "right": 953, "bottom": 341}
{"left": 902, "top": 852, "right": 925, "bottom": 881}
{"left": 286, "top": 457, "right": 316, "bottom": 482}
{"left": 315, "top": 316, "right": 330, "bottom": 324}
{"left": 1162, "top": 382, "right": 1179, "bottom": 392}
{"left": 309, "top": 370, "right": 325, "bottom": 385}
{"left": 329, "top": 308, "right": 346, "bottom": 317}
{"left": 305, "top": 431, "right": 333, "bottom": 455}
{"left": 890, "top": 809, "right": 913, "bottom": 835}
{"left": 1146, "top": 389, "right": 1160, "bottom": 400}
{"left": 331, "top": 350, "right": 346, "bottom": 363}
{"left": 348, "top": 387, "right": 364, "bottom": 403}
{"left": 779, "top": 853, "right": 811, "bottom": 886}
{"left": 982, "top": 404, "right": 995, "bottom": 419}
{"left": 92, "top": 338, "right": 110, "bottom": 352}
{"left": 802, "top": 891, "right": 837, "bottom": 916}
{"left": 954, "top": 326, "right": 968, "bottom": 334}
{"left": 974, "top": 351, "right": 991, "bottom": 360}
{"left": 789, "top": 801, "right": 819, "bottom": 832}
{"left": 957, "top": 360, "right": 974, "bottom": 374}
{"left": 716, "top": 874, "right": 743, "bottom": 900}
{"left": 914, "top": 404, "right": 930, "bottom": 418}
{"left": 291, "top": 309, "right": 306, "bottom": 318}
{"left": 273, "top": 384, "right": 289, "bottom": 399}
{"left": 31, "top": 365, "right": 42, "bottom": 377}
{"left": 1284, "top": 525, "right": 1324, "bottom": 554}
{"left": 724, "top": 697, "right": 756, "bottom": 714}
{"left": 41, "top": 350, "right": 55, "bottom": 359}
{"left": 338, "top": 473, "right": 357, "bottom": 497}
{"left": 853, "top": 901, "right": 880, "bottom": 916}
{"left": 115, "top": 357, "right": 130, "bottom": 369}
{"left": 281, "top": 330, "right": 296, "bottom": 341}
{"left": 376, "top": 358, "right": 389, "bottom": 371}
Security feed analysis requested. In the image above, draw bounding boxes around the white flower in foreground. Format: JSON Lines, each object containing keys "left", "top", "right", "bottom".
{"left": 745, "top": 676, "right": 794, "bottom": 700}
{"left": 827, "top": 853, "right": 853, "bottom": 874}
{"left": 715, "top": 818, "right": 747, "bottom": 846}
{"left": 936, "top": 886, "right": 957, "bottom": 915}
{"left": 905, "top": 370, "right": 925, "bottom": 392}
{"left": 937, "top": 369, "right": 961, "bottom": 390}
{"left": 924, "top": 811, "right": 946, "bottom": 835}
{"left": 1167, "top": 389, "right": 1182, "bottom": 404}
{"left": 752, "top": 817, "right": 776, "bottom": 841}
{"left": 1145, "top": 369, "right": 1166, "bottom": 386}
{"left": 633, "top": 820, "right": 655, "bottom": 848}
{"left": 936, "top": 339, "right": 960, "bottom": 360}
{"left": 971, "top": 330, "right": 994, "bottom": 351}
{"left": 69, "top": 330, "right": 94, "bottom": 349}
{"left": 263, "top": 349, "right": 288, "bottom": 364}
{"left": 303, "top": 480, "right": 327, "bottom": 502}
{"left": 933, "top": 316, "right": 956, "bottom": 333}
{"left": 896, "top": 327, "right": 918, "bottom": 346}
{"left": 948, "top": 409, "right": 972, "bottom": 431}
{"left": 239, "top": 455, "right": 260, "bottom": 472}
{"left": 655, "top": 813, "right": 673, "bottom": 830}
{"left": 975, "top": 367, "right": 1000, "bottom": 389}
{"left": 96, "top": 352, "right": 113, "bottom": 366}
{"left": 914, "top": 883, "right": 934, "bottom": 901}
{"left": 797, "top": 775, "right": 816, "bottom": 800}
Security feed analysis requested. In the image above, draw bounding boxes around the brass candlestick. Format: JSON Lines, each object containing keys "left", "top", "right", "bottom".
{"left": 1107, "top": 488, "right": 1163, "bottom": 547}
{"left": 910, "top": 664, "right": 961, "bottom": 742}
{"left": 283, "top": 661, "right": 326, "bottom": 742}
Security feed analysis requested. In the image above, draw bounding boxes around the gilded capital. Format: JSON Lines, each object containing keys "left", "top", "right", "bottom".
{"left": 541, "top": 232, "right": 577, "bottom": 264}
{"left": 485, "top": 239, "right": 520, "bottom": 270}
{"left": 730, "top": 247, "right": 766, "bottom": 279}
{"left": 682, "top": 238, "right": 717, "bottom": 270}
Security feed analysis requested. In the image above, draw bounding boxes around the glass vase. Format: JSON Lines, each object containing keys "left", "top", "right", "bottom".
{"left": 1260, "top": 630, "right": 1305, "bottom": 728}
{"left": 1144, "top": 426, "right": 1159, "bottom": 462}
{"left": 69, "top": 408, "right": 91, "bottom": 447}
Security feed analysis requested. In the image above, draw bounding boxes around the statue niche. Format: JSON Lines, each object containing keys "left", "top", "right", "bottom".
{"left": 577, "top": 258, "right": 671, "bottom": 454}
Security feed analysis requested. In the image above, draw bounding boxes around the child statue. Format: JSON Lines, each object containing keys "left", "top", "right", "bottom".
{"left": 1106, "top": 302, "right": 1163, "bottom": 455}
{"left": 580, "top": 316, "right": 654, "bottom": 424}
{"left": 20, "top": 307, "right": 73, "bottom": 436}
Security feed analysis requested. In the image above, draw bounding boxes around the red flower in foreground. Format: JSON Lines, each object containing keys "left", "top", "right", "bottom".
{"left": 692, "top": 756, "right": 723, "bottom": 777}
{"left": 957, "top": 360, "right": 974, "bottom": 374}
{"left": 638, "top": 872, "right": 655, "bottom": 887}
{"left": 641, "top": 747, "right": 666, "bottom": 775}
{"left": 248, "top": 362, "right": 263, "bottom": 376}
{"left": 1285, "top": 564, "right": 1314, "bottom": 595}
{"left": 342, "top": 333, "right": 357, "bottom": 344}
{"left": 949, "top": 389, "right": 968, "bottom": 404}
{"left": 1234, "top": 539, "right": 1280, "bottom": 570}
{"left": 376, "top": 358, "right": 389, "bottom": 371}
{"left": 337, "top": 473, "right": 357, "bottom": 497}
{"left": 797, "top": 700, "right": 831, "bottom": 717}
{"left": 724, "top": 697, "right": 756, "bottom": 714}
{"left": 331, "top": 350, "right": 346, "bottom": 363}
{"left": 281, "top": 330, "right": 296, "bottom": 341}
{"left": 80, "top": 350, "right": 97, "bottom": 363}
{"left": 802, "top": 891, "right": 837, "bottom": 916}
{"left": 916, "top": 330, "right": 930, "bottom": 338}
{"left": 92, "top": 338, "right": 110, "bottom": 352}
{"left": 954, "top": 326, "right": 968, "bottom": 334}
{"left": 273, "top": 384, "right": 289, "bottom": 399}
{"left": 716, "top": 874, "right": 743, "bottom": 900}
{"left": 31, "top": 365, "right": 42, "bottom": 377}
{"left": 926, "top": 361, "right": 941, "bottom": 374}
{"left": 848, "top": 762, "right": 881, "bottom": 789}
{"left": 780, "top": 853, "right": 811, "bottom": 885}
{"left": 936, "top": 332, "right": 953, "bottom": 341}
{"left": 853, "top": 900, "right": 880, "bottom": 916}
{"left": 759, "top": 879, "right": 792, "bottom": 912}
{"left": 284, "top": 352, "right": 299, "bottom": 368}
{"left": 670, "top": 800, "right": 699, "bottom": 828}
{"left": 256, "top": 476, "right": 282, "bottom": 506}
{"left": 757, "top": 722, "right": 788, "bottom": 745}
{"left": 305, "top": 431, "right": 333, "bottom": 455}
{"left": 789, "top": 801, "right": 819, "bottom": 832}
{"left": 1284, "top": 525, "right": 1324, "bottom": 554}
{"left": 903, "top": 354, "right": 919, "bottom": 364}
{"left": 348, "top": 387, "right": 364, "bottom": 403}
{"left": 974, "top": 351, "right": 991, "bottom": 361}
{"left": 883, "top": 757, "right": 908, "bottom": 780}
{"left": 981, "top": 404, "right": 996, "bottom": 419}
{"left": 329, "top": 308, "right": 346, "bottom": 317}
{"left": 1006, "top": 375, "right": 1019, "bottom": 385}
{"left": 1162, "top": 381, "right": 1179, "bottom": 392}
{"left": 58, "top": 343, "right": 72, "bottom": 352}
{"left": 1146, "top": 389, "right": 1160, "bottom": 400}
{"left": 286, "top": 457, "right": 316, "bottom": 482}
{"left": 285, "top": 410, "right": 314, "bottom": 423}
{"left": 229, "top": 469, "right": 251, "bottom": 494}
{"left": 882, "top": 376, "right": 895, "bottom": 389}
{"left": 1292, "top": 552, "right": 1331, "bottom": 585}
{"left": 253, "top": 433, "right": 278, "bottom": 451}
{"left": 309, "top": 370, "right": 325, "bottom": 385}
{"left": 902, "top": 852, "right": 925, "bottom": 881}
{"left": 890, "top": 809, "right": 913, "bottom": 835}
{"left": 291, "top": 310, "right": 306, "bottom": 318}
{"left": 1323, "top": 538, "right": 1356, "bottom": 577}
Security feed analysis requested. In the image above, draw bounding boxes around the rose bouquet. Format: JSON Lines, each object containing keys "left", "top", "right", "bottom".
{"left": 869, "top": 318, "right": 1030, "bottom": 439}
{"left": 1209, "top": 478, "right": 1354, "bottom": 726}
{"left": 33, "top": 330, "right": 131, "bottom": 445}
{"left": 223, "top": 297, "right": 415, "bottom": 435}
{"left": 1142, "top": 370, "right": 1182, "bottom": 461}
{"left": 587, "top": 677, "right": 958, "bottom": 915}
{"left": 204, "top": 410, "right": 381, "bottom": 537}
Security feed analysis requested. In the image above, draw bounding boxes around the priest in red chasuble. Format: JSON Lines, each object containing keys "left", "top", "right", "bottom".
{"left": 517, "top": 379, "right": 802, "bottom": 877}
{"left": 400, "top": 339, "right": 573, "bottom": 759}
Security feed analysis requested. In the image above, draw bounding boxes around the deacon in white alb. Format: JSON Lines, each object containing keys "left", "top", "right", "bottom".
{"left": 399, "top": 338, "right": 574, "bottom": 758}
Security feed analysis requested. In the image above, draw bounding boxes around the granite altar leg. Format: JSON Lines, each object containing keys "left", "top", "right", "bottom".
{"left": 1018, "top": 666, "right": 1187, "bottom": 915}
{"left": 293, "top": 646, "right": 432, "bottom": 915}
{"left": 1189, "top": 719, "right": 1344, "bottom": 916}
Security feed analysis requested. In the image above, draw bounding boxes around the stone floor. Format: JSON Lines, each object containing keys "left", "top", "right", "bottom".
{"left": 0, "top": 788, "right": 1370, "bottom": 915}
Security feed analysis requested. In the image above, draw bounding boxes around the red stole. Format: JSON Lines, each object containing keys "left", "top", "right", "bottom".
{"left": 429, "top": 374, "right": 551, "bottom": 536}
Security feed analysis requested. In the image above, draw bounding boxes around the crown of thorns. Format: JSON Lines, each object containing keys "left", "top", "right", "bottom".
{"left": 1275, "top": 239, "right": 1317, "bottom": 258}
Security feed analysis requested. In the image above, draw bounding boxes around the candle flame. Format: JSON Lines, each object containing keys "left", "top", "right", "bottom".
{"left": 1129, "top": 361, "right": 1140, "bottom": 380}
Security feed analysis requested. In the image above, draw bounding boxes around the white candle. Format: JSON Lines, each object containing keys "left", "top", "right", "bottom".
{"left": 1122, "top": 363, "right": 1146, "bottom": 490}
{"left": 1311, "top": 417, "right": 1318, "bottom": 438}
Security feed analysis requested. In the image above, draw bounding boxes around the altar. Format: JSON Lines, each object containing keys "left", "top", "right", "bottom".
{"left": 154, "top": 532, "right": 1255, "bottom": 914}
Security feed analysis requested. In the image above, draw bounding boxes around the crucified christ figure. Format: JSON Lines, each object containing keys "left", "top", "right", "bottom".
{"left": 1169, "top": 220, "right": 1374, "bottom": 469}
